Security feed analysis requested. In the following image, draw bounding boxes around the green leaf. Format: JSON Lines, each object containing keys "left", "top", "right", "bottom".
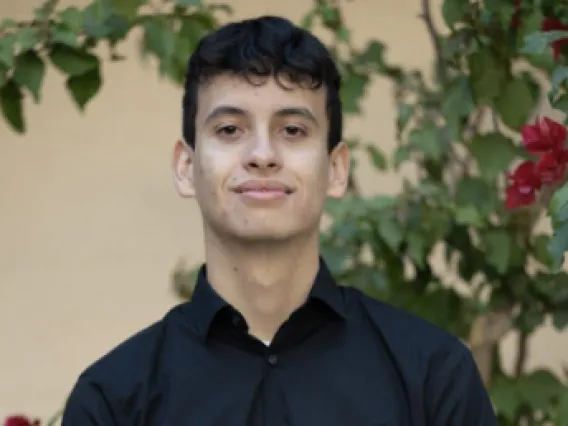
{"left": 0, "top": 19, "right": 17, "bottom": 32}
{"left": 552, "top": 93, "right": 568, "bottom": 114}
{"left": 456, "top": 177, "right": 494, "bottom": 214}
{"left": 0, "top": 33, "right": 16, "bottom": 67}
{"left": 454, "top": 205, "right": 484, "bottom": 227}
{"left": 356, "top": 40, "right": 385, "bottom": 70}
{"left": 548, "top": 220, "right": 568, "bottom": 270}
{"left": 13, "top": 50, "right": 45, "bottom": 103}
{"left": 550, "top": 182, "right": 568, "bottom": 222}
{"left": 551, "top": 66, "right": 568, "bottom": 96}
{"left": 442, "top": 76, "right": 474, "bottom": 138}
{"left": 300, "top": 11, "right": 316, "bottom": 30}
{"left": 112, "top": 0, "right": 146, "bottom": 20}
{"left": 58, "top": 7, "right": 84, "bottom": 32}
{"left": 340, "top": 69, "right": 368, "bottom": 114}
{"left": 365, "top": 145, "right": 387, "bottom": 170}
{"left": 393, "top": 146, "right": 411, "bottom": 169}
{"left": 16, "top": 27, "right": 40, "bottom": 51}
{"left": 377, "top": 215, "right": 404, "bottom": 251}
{"left": 482, "top": 229, "right": 511, "bottom": 274}
{"left": 522, "top": 31, "right": 568, "bottom": 55}
{"left": 50, "top": 23, "right": 79, "bottom": 47}
{"left": 0, "top": 79, "right": 24, "bottom": 133}
{"left": 518, "top": 369, "right": 563, "bottom": 411}
{"left": 408, "top": 123, "right": 443, "bottom": 161}
{"left": 396, "top": 103, "right": 414, "bottom": 133}
{"left": 468, "top": 49, "right": 507, "bottom": 104}
{"left": 34, "top": 0, "right": 58, "bottom": 21}
{"left": 469, "top": 133, "right": 519, "bottom": 179}
{"left": 175, "top": 0, "right": 201, "bottom": 5}
{"left": 494, "top": 78, "right": 536, "bottom": 131}
{"left": 0, "top": 63, "right": 8, "bottom": 88}
{"left": 49, "top": 44, "right": 99, "bottom": 76}
{"left": 554, "top": 387, "right": 568, "bottom": 425}
{"left": 441, "top": 0, "right": 470, "bottom": 28}
{"left": 66, "top": 66, "right": 101, "bottom": 110}
{"left": 552, "top": 309, "right": 568, "bottom": 331}
{"left": 490, "top": 375, "right": 520, "bottom": 420}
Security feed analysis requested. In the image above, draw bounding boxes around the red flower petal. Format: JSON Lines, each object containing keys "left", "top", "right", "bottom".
{"left": 4, "top": 416, "right": 40, "bottom": 426}
{"left": 505, "top": 160, "right": 542, "bottom": 209}
{"left": 521, "top": 117, "right": 567, "bottom": 154}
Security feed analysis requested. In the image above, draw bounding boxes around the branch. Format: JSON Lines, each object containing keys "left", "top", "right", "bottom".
{"left": 419, "top": 0, "right": 448, "bottom": 85}
{"left": 514, "top": 330, "right": 528, "bottom": 377}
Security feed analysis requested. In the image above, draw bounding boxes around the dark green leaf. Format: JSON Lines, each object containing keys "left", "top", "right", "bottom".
{"left": 442, "top": 76, "right": 474, "bottom": 138}
{"left": 377, "top": 215, "right": 403, "bottom": 251}
{"left": 494, "top": 78, "right": 536, "bottom": 131}
{"left": 482, "top": 229, "right": 512, "bottom": 274}
{"left": 518, "top": 369, "right": 563, "bottom": 411}
{"left": 552, "top": 309, "right": 568, "bottom": 331}
{"left": 554, "top": 390, "right": 568, "bottom": 425}
{"left": 456, "top": 177, "right": 494, "bottom": 212}
{"left": 365, "top": 145, "right": 387, "bottom": 170}
{"left": 468, "top": 49, "right": 507, "bottom": 104}
{"left": 549, "top": 220, "right": 568, "bottom": 270}
{"left": 469, "top": 133, "right": 519, "bottom": 179}
{"left": 490, "top": 375, "right": 520, "bottom": 420}
{"left": 49, "top": 44, "right": 99, "bottom": 76}
{"left": 441, "top": 0, "right": 470, "bottom": 28}
{"left": 0, "top": 63, "right": 7, "bottom": 88}
{"left": 13, "top": 50, "right": 45, "bottom": 103}
{"left": 396, "top": 103, "right": 413, "bottom": 133}
{"left": 112, "top": 0, "right": 146, "bottom": 20}
{"left": 0, "top": 79, "right": 25, "bottom": 133}
{"left": 66, "top": 66, "right": 101, "bottom": 110}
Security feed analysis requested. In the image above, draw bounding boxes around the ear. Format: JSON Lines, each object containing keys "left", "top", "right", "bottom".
{"left": 172, "top": 139, "right": 196, "bottom": 198}
{"left": 327, "top": 142, "right": 350, "bottom": 199}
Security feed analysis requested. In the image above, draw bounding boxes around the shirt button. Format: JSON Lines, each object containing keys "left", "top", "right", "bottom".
{"left": 267, "top": 354, "right": 278, "bottom": 365}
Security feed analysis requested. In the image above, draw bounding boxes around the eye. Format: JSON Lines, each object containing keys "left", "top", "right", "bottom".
{"left": 283, "top": 125, "right": 307, "bottom": 138}
{"left": 216, "top": 125, "right": 239, "bottom": 136}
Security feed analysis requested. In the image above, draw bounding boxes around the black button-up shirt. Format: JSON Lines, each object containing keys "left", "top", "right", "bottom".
{"left": 62, "top": 260, "right": 497, "bottom": 425}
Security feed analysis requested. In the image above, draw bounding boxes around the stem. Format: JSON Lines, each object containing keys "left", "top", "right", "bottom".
{"left": 514, "top": 330, "right": 528, "bottom": 377}
{"left": 419, "top": 0, "right": 448, "bottom": 85}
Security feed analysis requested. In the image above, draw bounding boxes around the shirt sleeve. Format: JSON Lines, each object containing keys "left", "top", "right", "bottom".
{"left": 425, "top": 339, "right": 498, "bottom": 426}
{"left": 61, "top": 375, "right": 118, "bottom": 426}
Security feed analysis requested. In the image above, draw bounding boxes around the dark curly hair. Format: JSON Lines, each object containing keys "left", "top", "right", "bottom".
{"left": 182, "top": 15, "right": 342, "bottom": 152}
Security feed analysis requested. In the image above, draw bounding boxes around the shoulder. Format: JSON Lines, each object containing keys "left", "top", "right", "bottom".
{"left": 74, "top": 303, "right": 187, "bottom": 395}
{"left": 342, "top": 287, "right": 470, "bottom": 366}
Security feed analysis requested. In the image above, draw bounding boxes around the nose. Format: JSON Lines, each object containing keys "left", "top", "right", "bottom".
{"left": 244, "top": 132, "right": 282, "bottom": 172}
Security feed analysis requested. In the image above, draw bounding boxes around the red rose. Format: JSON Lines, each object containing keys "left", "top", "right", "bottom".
{"left": 4, "top": 416, "right": 40, "bottom": 426}
{"left": 542, "top": 18, "right": 568, "bottom": 60}
{"left": 511, "top": 0, "right": 521, "bottom": 29}
{"left": 535, "top": 149, "right": 568, "bottom": 184}
{"left": 521, "top": 117, "right": 567, "bottom": 155}
{"left": 505, "top": 160, "right": 542, "bottom": 209}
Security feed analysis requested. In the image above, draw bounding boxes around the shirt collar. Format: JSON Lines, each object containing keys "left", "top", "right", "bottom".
{"left": 187, "top": 257, "right": 347, "bottom": 341}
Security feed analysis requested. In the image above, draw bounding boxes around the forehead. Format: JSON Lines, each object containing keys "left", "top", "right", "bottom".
{"left": 196, "top": 74, "right": 327, "bottom": 119}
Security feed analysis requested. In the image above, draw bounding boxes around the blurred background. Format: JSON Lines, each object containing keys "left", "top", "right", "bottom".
{"left": 1, "top": 0, "right": 567, "bottom": 422}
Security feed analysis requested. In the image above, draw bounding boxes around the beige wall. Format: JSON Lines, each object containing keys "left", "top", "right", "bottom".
{"left": 0, "top": 0, "right": 566, "bottom": 420}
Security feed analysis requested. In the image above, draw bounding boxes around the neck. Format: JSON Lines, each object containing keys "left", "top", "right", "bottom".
{"left": 203, "top": 229, "right": 321, "bottom": 342}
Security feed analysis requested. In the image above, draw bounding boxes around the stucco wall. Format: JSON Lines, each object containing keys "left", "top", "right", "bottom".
{"left": 0, "top": 0, "right": 566, "bottom": 420}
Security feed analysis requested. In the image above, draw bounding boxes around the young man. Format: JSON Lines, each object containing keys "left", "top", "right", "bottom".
{"left": 62, "top": 16, "right": 497, "bottom": 426}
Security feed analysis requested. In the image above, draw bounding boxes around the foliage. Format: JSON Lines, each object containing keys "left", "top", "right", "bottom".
{"left": 2, "top": 0, "right": 568, "bottom": 424}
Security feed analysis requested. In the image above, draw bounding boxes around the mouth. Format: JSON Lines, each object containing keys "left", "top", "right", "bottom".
{"left": 232, "top": 181, "right": 294, "bottom": 201}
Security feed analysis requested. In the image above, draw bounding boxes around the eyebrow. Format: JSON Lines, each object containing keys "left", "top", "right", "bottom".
{"left": 203, "top": 106, "right": 319, "bottom": 126}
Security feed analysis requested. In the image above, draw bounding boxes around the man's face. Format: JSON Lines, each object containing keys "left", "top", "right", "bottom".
{"left": 173, "top": 73, "right": 349, "bottom": 241}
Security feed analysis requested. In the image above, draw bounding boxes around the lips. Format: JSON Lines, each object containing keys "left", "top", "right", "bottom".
{"left": 232, "top": 180, "right": 293, "bottom": 200}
